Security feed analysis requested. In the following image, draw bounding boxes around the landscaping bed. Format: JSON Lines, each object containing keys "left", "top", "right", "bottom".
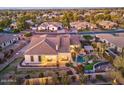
{"left": 84, "top": 62, "right": 98, "bottom": 70}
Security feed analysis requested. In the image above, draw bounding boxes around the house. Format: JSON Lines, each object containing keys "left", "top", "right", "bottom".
{"left": 98, "top": 21, "right": 118, "bottom": 29}
{"left": 0, "top": 34, "right": 19, "bottom": 49}
{"left": 10, "top": 22, "right": 17, "bottom": 29}
{"left": 31, "top": 26, "right": 37, "bottom": 31}
{"left": 70, "top": 21, "right": 97, "bottom": 30}
{"left": 96, "top": 34, "right": 124, "bottom": 53}
{"left": 23, "top": 35, "right": 81, "bottom": 67}
{"left": 37, "top": 22, "right": 63, "bottom": 31}
{"left": 25, "top": 20, "right": 34, "bottom": 26}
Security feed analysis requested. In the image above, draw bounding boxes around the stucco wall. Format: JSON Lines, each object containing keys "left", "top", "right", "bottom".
{"left": 24, "top": 53, "right": 71, "bottom": 66}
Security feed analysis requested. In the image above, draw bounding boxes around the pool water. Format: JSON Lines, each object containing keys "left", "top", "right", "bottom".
{"left": 76, "top": 55, "right": 85, "bottom": 63}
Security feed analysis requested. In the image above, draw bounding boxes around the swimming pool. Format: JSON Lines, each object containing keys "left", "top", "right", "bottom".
{"left": 75, "top": 55, "right": 85, "bottom": 63}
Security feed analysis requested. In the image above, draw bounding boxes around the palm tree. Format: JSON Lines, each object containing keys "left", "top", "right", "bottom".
{"left": 108, "top": 71, "right": 123, "bottom": 85}
{"left": 113, "top": 56, "right": 124, "bottom": 69}
{"left": 61, "top": 72, "right": 70, "bottom": 85}
{"left": 61, "top": 12, "right": 71, "bottom": 29}
{"left": 74, "top": 47, "right": 81, "bottom": 55}
{"left": 79, "top": 74, "right": 88, "bottom": 85}
{"left": 121, "top": 47, "right": 124, "bottom": 57}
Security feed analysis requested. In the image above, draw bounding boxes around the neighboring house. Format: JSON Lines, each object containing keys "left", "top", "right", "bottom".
{"left": 10, "top": 22, "right": 18, "bottom": 29}
{"left": 31, "top": 26, "right": 37, "bottom": 31}
{"left": 42, "top": 13, "right": 58, "bottom": 19}
{"left": 0, "top": 34, "right": 19, "bottom": 49}
{"left": 23, "top": 34, "right": 81, "bottom": 67}
{"left": 98, "top": 21, "right": 118, "bottom": 29}
{"left": 38, "top": 22, "right": 63, "bottom": 31}
{"left": 96, "top": 34, "right": 124, "bottom": 53}
{"left": 25, "top": 20, "right": 34, "bottom": 26}
{"left": 70, "top": 21, "right": 97, "bottom": 30}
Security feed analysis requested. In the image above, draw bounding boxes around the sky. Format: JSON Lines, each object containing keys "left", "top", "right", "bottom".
{"left": 0, "top": 0, "right": 124, "bottom": 8}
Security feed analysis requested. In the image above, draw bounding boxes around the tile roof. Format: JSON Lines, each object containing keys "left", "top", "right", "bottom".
{"left": 70, "top": 35, "right": 81, "bottom": 45}
{"left": 96, "top": 34, "right": 124, "bottom": 48}
{"left": 39, "top": 22, "right": 62, "bottom": 27}
{"left": 0, "top": 34, "right": 18, "bottom": 44}
{"left": 25, "top": 34, "right": 77, "bottom": 55}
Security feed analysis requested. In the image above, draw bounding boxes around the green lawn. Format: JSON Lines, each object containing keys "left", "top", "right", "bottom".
{"left": 84, "top": 62, "right": 98, "bottom": 70}
{"left": 0, "top": 57, "right": 24, "bottom": 76}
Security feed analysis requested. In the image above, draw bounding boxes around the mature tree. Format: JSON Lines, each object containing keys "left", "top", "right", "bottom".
{"left": 61, "top": 12, "right": 71, "bottom": 29}
{"left": 0, "top": 27, "right": 3, "bottom": 32}
{"left": 16, "top": 16, "right": 30, "bottom": 31}
{"left": 16, "top": 13, "right": 36, "bottom": 31}
{"left": 113, "top": 56, "right": 124, "bottom": 69}
{"left": 108, "top": 71, "right": 123, "bottom": 84}
{"left": 121, "top": 47, "right": 124, "bottom": 57}
{"left": 0, "top": 18, "right": 11, "bottom": 28}
{"left": 24, "top": 32, "right": 32, "bottom": 37}
{"left": 79, "top": 74, "right": 88, "bottom": 84}
{"left": 73, "top": 12, "right": 80, "bottom": 21}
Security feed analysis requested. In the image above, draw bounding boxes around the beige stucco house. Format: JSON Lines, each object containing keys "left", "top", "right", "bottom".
{"left": 23, "top": 35, "right": 81, "bottom": 67}
{"left": 98, "top": 21, "right": 118, "bottom": 30}
{"left": 70, "top": 21, "right": 97, "bottom": 30}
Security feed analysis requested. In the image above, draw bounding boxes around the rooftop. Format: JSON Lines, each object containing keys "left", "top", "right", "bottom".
{"left": 25, "top": 35, "right": 81, "bottom": 55}
{"left": 0, "top": 34, "right": 18, "bottom": 44}
{"left": 96, "top": 34, "right": 124, "bottom": 48}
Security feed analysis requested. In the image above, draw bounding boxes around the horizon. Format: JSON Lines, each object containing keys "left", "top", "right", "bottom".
{"left": 0, "top": 7, "right": 123, "bottom": 10}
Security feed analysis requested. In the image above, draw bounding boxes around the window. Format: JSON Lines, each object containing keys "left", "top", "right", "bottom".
{"left": 47, "top": 58, "right": 52, "bottom": 62}
{"left": 30, "top": 56, "right": 34, "bottom": 62}
{"left": 38, "top": 56, "right": 42, "bottom": 61}
{"left": 60, "top": 56, "right": 68, "bottom": 61}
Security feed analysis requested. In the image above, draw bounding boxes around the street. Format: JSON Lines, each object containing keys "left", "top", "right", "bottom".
{"left": 34, "top": 29, "right": 124, "bottom": 35}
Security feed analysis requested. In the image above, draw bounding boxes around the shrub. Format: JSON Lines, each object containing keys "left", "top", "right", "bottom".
{"left": 12, "top": 29, "right": 20, "bottom": 33}
{"left": 39, "top": 72, "right": 44, "bottom": 78}
{"left": 24, "top": 32, "right": 32, "bottom": 37}
{"left": 0, "top": 27, "right": 3, "bottom": 32}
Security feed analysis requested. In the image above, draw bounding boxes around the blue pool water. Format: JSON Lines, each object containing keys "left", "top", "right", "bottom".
{"left": 76, "top": 55, "right": 85, "bottom": 63}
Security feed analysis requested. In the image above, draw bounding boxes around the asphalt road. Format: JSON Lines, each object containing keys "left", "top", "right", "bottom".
{"left": 34, "top": 29, "right": 124, "bottom": 35}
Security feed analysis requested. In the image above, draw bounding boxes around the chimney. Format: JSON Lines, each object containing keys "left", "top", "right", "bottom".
{"left": 56, "top": 45, "right": 58, "bottom": 51}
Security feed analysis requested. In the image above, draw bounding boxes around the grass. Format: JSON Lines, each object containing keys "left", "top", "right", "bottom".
{"left": 84, "top": 62, "right": 98, "bottom": 70}
{"left": 0, "top": 57, "right": 24, "bottom": 76}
